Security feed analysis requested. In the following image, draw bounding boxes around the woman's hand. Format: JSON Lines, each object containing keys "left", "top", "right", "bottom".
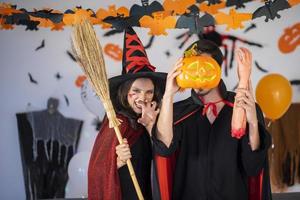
{"left": 137, "top": 101, "right": 159, "bottom": 135}
{"left": 116, "top": 138, "right": 131, "bottom": 169}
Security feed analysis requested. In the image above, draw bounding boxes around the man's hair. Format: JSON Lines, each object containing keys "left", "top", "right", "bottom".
{"left": 115, "top": 78, "right": 162, "bottom": 114}
{"left": 184, "top": 39, "right": 223, "bottom": 66}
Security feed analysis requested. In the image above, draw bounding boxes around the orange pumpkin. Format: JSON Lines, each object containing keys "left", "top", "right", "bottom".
{"left": 176, "top": 55, "right": 221, "bottom": 89}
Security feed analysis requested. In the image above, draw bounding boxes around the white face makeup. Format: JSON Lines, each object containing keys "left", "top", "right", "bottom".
{"left": 127, "top": 78, "right": 155, "bottom": 114}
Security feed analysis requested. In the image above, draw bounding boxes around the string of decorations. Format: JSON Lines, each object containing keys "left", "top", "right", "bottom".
{"left": 0, "top": 0, "right": 299, "bottom": 34}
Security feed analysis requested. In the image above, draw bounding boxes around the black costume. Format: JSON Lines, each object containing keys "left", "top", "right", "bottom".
{"left": 153, "top": 81, "right": 272, "bottom": 200}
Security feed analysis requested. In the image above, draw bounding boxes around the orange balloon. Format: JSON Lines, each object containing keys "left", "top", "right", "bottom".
{"left": 255, "top": 74, "right": 292, "bottom": 120}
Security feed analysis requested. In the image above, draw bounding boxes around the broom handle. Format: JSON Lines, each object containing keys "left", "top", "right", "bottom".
{"left": 113, "top": 126, "right": 144, "bottom": 200}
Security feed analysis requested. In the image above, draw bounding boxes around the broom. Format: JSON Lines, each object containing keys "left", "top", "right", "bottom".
{"left": 71, "top": 20, "right": 144, "bottom": 200}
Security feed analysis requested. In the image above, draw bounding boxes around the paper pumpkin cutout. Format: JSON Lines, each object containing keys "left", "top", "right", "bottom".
{"left": 199, "top": 1, "right": 226, "bottom": 15}
{"left": 96, "top": 5, "right": 129, "bottom": 29}
{"left": 176, "top": 5, "right": 215, "bottom": 34}
{"left": 288, "top": 0, "right": 300, "bottom": 6}
{"left": 163, "top": 0, "right": 196, "bottom": 15}
{"left": 139, "top": 11, "right": 176, "bottom": 35}
{"left": 215, "top": 8, "right": 252, "bottom": 30}
{"left": 278, "top": 23, "right": 300, "bottom": 53}
{"left": 176, "top": 55, "right": 221, "bottom": 89}
{"left": 252, "top": 0, "right": 291, "bottom": 22}
{"left": 63, "top": 7, "right": 98, "bottom": 25}
{"left": 104, "top": 43, "right": 123, "bottom": 61}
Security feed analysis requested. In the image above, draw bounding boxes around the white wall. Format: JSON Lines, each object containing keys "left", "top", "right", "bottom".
{"left": 0, "top": 1, "right": 299, "bottom": 199}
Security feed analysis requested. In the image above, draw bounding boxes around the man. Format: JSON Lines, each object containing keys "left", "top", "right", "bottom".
{"left": 152, "top": 39, "right": 272, "bottom": 200}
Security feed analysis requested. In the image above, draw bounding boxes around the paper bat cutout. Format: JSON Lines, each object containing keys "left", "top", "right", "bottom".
{"left": 199, "top": 1, "right": 226, "bottom": 15}
{"left": 140, "top": 11, "right": 176, "bottom": 35}
{"left": 163, "top": 0, "right": 196, "bottom": 15}
{"left": 64, "top": 95, "right": 70, "bottom": 106}
{"left": 102, "top": 15, "right": 132, "bottom": 30}
{"left": 215, "top": 8, "right": 252, "bottom": 30}
{"left": 96, "top": 5, "right": 129, "bottom": 29}
{"left": 290, "top": 80, "right": 300, "bottom": 85}
{"left": 165, "top": 50, "right": 171, "bottom": 57}
{"left": 226, "top": 0, "right": 252, "bottom": 9}
{"left": 103, "top": 29, "right": 123, "bottom": 37}
{"left": 252, "top": 0, "right": 291, "bottom": 22}
{"left": 176, "top": 5, "right": 215, "bottom": 34}
{"left": 35, "top": 39, "right": 45, "bottom": 51}
{"left": 204, "top": 0, "right": 222, "bottom": 5}
{"left": 28, "top": 73, "right": 38, "bottom": 84}
{"left": 129, "top": 0, "right": 164, "bottom": 26}
{"left": 255, "top": 61, "right": 269, "bottom": 73}
{"left": 28, "top": 9, "right": 64, "bottom": 30}
{"left": 55, "top": 72, "right": 62, "bottom": 80}
{"left": 244, "top": 23, "right": 256, "bottom": 33}
{"left": 4, "top": 11, "right": 40, "bottom": 30}
{"left": 66, "top": 50, "right": 77, "bottom": 62}
{"left": 278, "top": 23, "right": 300, "bottom": 53}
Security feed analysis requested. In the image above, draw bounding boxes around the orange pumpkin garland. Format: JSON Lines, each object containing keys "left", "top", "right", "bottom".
{"left": 176, "top": 55, "right": 221, "bottom": 89}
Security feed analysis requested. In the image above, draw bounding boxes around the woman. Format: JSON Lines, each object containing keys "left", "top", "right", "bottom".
{"left": 88, "top": 27, "right": 166, "bottom": 200}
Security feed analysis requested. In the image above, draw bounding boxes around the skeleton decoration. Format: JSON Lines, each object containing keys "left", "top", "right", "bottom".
{"left": 16, "top": 97, "right": 83, "bottom": 199}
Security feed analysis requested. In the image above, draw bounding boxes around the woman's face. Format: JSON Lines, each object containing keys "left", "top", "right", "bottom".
{"left": 127, "top": 78, "right": 155, "bottom": 114}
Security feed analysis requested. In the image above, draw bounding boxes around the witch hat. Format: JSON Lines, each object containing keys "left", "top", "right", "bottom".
{"left": 109, "top": 27, "right": 167, "bottom": 105}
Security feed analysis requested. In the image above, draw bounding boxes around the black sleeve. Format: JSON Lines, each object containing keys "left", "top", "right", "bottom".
{"left": 151, "top": 120, "right": 182, "bottom": 157}
{"left": 240, "top": 104, "right": 272, "bottom": 176}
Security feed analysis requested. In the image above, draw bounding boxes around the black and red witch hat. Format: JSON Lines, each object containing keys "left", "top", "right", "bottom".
{"left": 109, "top": 27, "right": 167, "bottom": 101}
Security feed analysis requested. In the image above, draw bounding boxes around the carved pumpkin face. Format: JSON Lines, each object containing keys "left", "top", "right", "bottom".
{"left": 176, "top": 55, "right": 221, "bottom": 89}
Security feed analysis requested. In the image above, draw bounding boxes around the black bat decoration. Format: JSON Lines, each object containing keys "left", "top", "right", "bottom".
{"left": 28, "top": 73, "right": 38, "bottom": 84}
{"left": 35, "top": 39, "right": 45, "bottom": 51}
{"left": 102, "top": 16, "right": 132, "bottom": 31}
{"left": 4, "top": 12, "right": 39, "bottom": 30}
{"left": 176, "top": 5, "right": 215, "bottom": 35}
{"left": 255, "top": 61, "right": 269, "bottom": 73}
{"left": 165, "top": 50, "right": 171, "bottom": 57}
{"left": 144, "top": 35, "right": 155, "bottom": 49}
{"left": 252, "top": 0, "right": 291, "bottom": 22}
{"left": 29, "top": 9, "right": 63, "bottom": 24}
{"left": 244, "top": 23, "right": 257, "bottom": 33}
{"left": 66, "top": 50, "right": 77, "bottom": 62}
{"left": 55, "top": 73, "right": 62, "bottom": 80}
{"left": 226, "top": 0, "right": 252, "bottom": 9}
{"left": 64, "top": 95, "right": 70, "bottom": 106}
{"left": 129, "top": 0, "right": 164, "bottom": 27}
{"left": 290, "top": 80, "right": 300, "bottom": 85}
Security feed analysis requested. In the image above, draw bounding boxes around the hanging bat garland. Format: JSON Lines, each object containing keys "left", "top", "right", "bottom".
{"left": 0, "top": 0, "right": 298, "bottom": 32}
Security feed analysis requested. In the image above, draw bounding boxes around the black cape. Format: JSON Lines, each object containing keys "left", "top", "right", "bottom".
{"left": 152, "top": 80, "right": 272, "bottom": 200}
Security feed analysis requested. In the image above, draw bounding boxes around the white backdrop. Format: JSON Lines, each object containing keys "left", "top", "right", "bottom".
{"left": 0, "top": 0, "right": 300, "bottom": 199}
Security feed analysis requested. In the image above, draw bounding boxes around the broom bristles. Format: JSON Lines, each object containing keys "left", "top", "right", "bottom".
{"left": 71, "top": 20, "right": 119, "bottom": 128}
